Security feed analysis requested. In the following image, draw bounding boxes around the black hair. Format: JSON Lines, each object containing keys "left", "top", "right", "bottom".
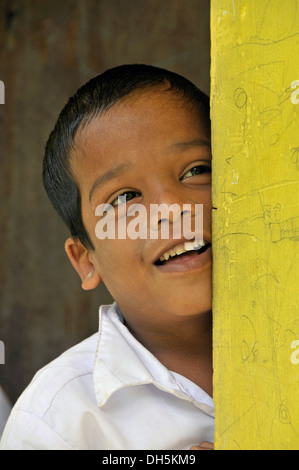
{"left": 43, "top": 64, "right": 210, "bottom": 250}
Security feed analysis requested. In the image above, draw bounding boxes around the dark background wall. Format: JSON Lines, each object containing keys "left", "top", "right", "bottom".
{"left": 0, "top": 0, "right": 210, "bottom": 404}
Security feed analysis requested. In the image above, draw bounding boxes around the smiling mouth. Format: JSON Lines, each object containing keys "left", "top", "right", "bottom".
{"left": 154, "top": 240, "right": 211, "bottom": 267}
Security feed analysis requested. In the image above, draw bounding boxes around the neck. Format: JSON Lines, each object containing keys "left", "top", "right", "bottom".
{"left": 124, "top": 309, "right": 213, "bottom": 397}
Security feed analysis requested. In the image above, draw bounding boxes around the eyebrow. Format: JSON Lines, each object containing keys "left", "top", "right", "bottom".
{"left": 89, "top": 163, "right": 133, "bottom": 202}
{"left": 169, "top": 138, "right": 211, "bottom": 151}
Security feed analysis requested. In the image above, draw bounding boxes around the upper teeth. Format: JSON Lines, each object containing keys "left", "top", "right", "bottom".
{"left": 159, "top": 240, "right": 206, "bottom": 262}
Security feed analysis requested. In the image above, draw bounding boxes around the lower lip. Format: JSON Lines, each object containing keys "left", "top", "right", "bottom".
{"left": 154, "top": 245, "right": 212, "bottom": 274}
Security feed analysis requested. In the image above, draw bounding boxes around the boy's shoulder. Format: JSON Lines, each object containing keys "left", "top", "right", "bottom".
{"left": 14, "top": 332, "right": 99, "bottom": 418}
{"left": 5, "top": 303, "right": 120, "bottom": 423}
{"left": 0, "top": 333, "right": 100, "bottom": 449}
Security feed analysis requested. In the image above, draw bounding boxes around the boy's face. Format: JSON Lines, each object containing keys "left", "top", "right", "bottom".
{"left": 69, "top": 87, "right": 212, "bottom": 330}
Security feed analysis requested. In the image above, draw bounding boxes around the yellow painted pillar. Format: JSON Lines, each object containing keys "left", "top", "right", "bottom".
{"left": 211, "top": 0, "right": 299, "bottom": 449}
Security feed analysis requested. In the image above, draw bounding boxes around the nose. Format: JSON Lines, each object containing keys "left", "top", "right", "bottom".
{"left": 148, "top": 185, "right": 184, "bottom": 223}
{"left": 146, "top": 184, "right": 200, "bottom": 238}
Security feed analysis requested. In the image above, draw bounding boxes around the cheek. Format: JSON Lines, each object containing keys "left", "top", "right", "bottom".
{"left": 203, "top": 187, "right": 212, "bottom": 208}
{"left": 204, "top": 208, "right": 212, "bottom": 231}
{"left": 92, "top": 239, "right": 144, "bottom": 288}
{"left": 202, "top": 193, "right": 212, "bottom": 231}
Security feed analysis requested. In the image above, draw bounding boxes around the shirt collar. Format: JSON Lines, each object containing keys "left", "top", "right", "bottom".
{"left": 93, "top": 303, "right": 214, "bottom": 416}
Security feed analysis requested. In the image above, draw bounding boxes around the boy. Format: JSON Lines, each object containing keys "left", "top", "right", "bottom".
{"left": 0, "top": 64, "right": 214, "bottom": 450}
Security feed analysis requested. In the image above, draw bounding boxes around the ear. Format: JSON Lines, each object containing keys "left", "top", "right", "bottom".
{"left": 64, "top": 237, "right": 101, "bottom": 291}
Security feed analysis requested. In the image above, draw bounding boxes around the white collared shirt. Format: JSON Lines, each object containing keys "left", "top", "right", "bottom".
{"left": 0, "top": 303, "right": 214, "bottom": 450}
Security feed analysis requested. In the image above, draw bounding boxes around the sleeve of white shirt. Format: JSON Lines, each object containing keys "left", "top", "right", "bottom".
{"left": 0, "top": 410, "right": 74, "bottom": 450}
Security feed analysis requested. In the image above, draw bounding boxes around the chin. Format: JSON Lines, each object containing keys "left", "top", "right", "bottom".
{"left": 169, "top": 292, "right": 212, "bottom": 318}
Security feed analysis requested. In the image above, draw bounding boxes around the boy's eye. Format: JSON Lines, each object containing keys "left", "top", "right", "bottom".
{"left": 181, "top": 164, "right": 211, "bottom": 180}
{"left": 111, "top": 191, "right": 140, "bottom": 207}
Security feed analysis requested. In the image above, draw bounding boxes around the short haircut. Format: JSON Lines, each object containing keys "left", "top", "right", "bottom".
{"left": 43, "top": 64, "right": 210, "bottom": 250}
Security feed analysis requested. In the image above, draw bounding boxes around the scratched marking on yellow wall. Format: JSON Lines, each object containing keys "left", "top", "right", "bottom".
{"left": 211, "top": 0, "right": 299, "bottom": 449}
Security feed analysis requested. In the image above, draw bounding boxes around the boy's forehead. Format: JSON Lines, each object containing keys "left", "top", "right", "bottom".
{"left": 71, "top": 89, "right": 211, "bottom": 202}
{"left": 74, "top": 88, "right": 208, "bottom": 157}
